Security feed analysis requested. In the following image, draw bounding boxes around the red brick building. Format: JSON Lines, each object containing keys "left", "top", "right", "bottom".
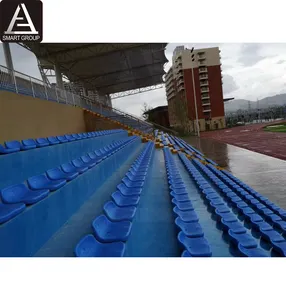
{"left": 166, "top": 46, "right": 225, "bottom": 133}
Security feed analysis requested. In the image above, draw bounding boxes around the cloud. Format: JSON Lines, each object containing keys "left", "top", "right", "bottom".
{"left": 222, "top": 74, "right": 239, "bottom": 95}
{"left": 277, "top": 59, "right": 285, "bottom": 64}
{"left": 238, "top": 43, "right": 266, "bottom": 67}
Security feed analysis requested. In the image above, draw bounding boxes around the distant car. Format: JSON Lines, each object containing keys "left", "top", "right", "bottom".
{"left": 235, "top": 122, "right": 245, "bottom": 126}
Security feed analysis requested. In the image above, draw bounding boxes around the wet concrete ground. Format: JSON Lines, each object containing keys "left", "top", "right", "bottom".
{"left": 183, "top": 136, "right": 286, "bottom": 210}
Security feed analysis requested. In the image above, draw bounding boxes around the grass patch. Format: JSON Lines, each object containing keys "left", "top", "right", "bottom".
{"left": 264, "top": 122, "right": 286, "bottom": 132}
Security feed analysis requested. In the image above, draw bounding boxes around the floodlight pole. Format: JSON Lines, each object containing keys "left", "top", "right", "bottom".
{"left": 190, "top": 48, "right": 200, "bottom": 137}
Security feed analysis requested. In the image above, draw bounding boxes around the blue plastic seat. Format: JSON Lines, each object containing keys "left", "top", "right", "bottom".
{"left": 215, "top": 206, "right": 231, "bottom": 214}
{"left": 117, "top": 183, "right": 142, "bottom": 196}
{"left": 28, "top": 174, "right": 66, "bottom": 191}
{"left": 47, "top": 136, "right": 60, "bottom": 145}
{"left": 129, "top": 169, "right": 147, "bottom": 176}
{"left": 238, "top": 245, "right": 269, "bottom": 257}
{"left": 216, "top": 211, "right": 237, "bottom": 222}
{"left": 172, "top": 199, "right": 194, "bottom": 211}
{"left": 265, "top": 214, "right": 282, "bottom": 223}
{"left": 62, "top": 162, "right": 88, "bottom": 174}
{"left": 271, "top": 241, "right": 286, "bottom": 256}
{"left": 92, "top": 215, "right": 132, "bottom": 242}
{"left": 181, "top": 250, "right": 192, "bottom": 257}
{"left": 170, "top": 193, "right": 190, "bottom": 203}
{"left": 57, "top": 135, "right": 68, "bottom": 143}
{"left": 175, "top": 217, "right": 204, "bottom": 237}
{"left": 241, "top": 207, "right": 255, "bottom": 218}
{"left": 111, "top": 191, "right": 139, "bottom": 207}
{"left": 250, "top": 214, "right": 264, "bottom": 224}
{"left": 1, "top": 183, "right": 49, "bottom": 204}
{"left": 122, "top": 177, "right": 144, "bottom": 188}
{"left": 0, "top": 202, "right": 26, "bottom": 224}
{"left": 0, "top": 144, "right": 20, "bottom": 154}
{"left": 126, "top": 172, "right": 145, "bottom": 182}
{"left": 35, "top": 138, "right": 50, "bottom": 147}
{"left": 170, "top": 187, "right": 188, "bottom": 195}
{"left": 260, "top": 229, "right": 284, "bottom": 243}
{"left": 169, "top": 179, "right": 184, "bottom": 185}
{"left": 77, "top": 133, "right": 85, "bottom": 139}
{"left": 5, "top": 140, "right": 22, "bottom": 151}
{"left": 74, "top": 234, "right": 125, "bottom": 257}
{"left": 210, "top": 198, "right": 225, "bottom": 206}
{"left": 170, "top": 183, "right": 186, "bottom": 189}
{"left": 104, "top": 201, "right": 136, "bottom": 222}
{"left": 178, "top": 232, "right": 212, "bottom": 257}
{"left": 71, "top": 134, "right": 81, "bottom": 140}
{"left": 228, "top": 230, "right": 257, "bottom": 248}
{"left": 88, "top": 152, "right": 102, "bottom": 163}
{"left": 46, "top": 167, "right": 79, "bottom": 181}
{"left": 80, "top": 155, "right": 96, "bottom": 168}
{"left": 236, "top": 201, "right": 249, "bottom": 211}
{"left": 173, "top": 207, "right": 199, "bottom": 223}
{"left": 65, "top": 134, "right": 76, "bottom": 141}
{"left": 22, "top": 139, "right": 37, "bottom": 150}
{"left": 273, "top": 220, "right": 286, "bottom": 231}
{"left": 221, "top": 219, "right": 247, "bottom": 233}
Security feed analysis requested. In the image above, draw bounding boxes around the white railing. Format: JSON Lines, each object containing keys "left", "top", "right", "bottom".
{"left": 0, "top": 64, "right": 153, "bottom": 132}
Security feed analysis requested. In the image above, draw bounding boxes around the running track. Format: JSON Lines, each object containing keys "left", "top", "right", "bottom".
{"left": 201, "top": 121, "right": 286, "bottom": 161}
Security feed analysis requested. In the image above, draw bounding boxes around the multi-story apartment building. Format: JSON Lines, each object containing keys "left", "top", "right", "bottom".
{"left": 165, "top": 46, "right": 225, "bottom": 133}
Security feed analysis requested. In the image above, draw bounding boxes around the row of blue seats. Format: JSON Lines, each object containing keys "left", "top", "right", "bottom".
{"left": 0, "top": 129, "right": 123, "bottom": 155}
{"left": 192, "top": 157, "right": 286, "bottom": 256}
{"left": 171, "top": 136, "right": 206, "bottom": 162}
{"left": 201, "top": 163, "right": 286, "bottom": 256}
{"left": 178, "top": 153, "right": 269, "bottom": 257}
{"left": 0, "top": 137, "right": 137, "bottom": 225}
{"left": 163, "top": 147, "right": 212, "bottom": 257}
{"left": 220, "top": 168, "right": 286, "bottom": 221}
{"left": 74, "top": 141, "right": 155, "bottom": 257}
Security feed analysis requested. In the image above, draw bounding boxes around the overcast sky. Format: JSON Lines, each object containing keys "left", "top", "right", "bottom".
{"left": 1, "top": 43, "right": 286, "bottom": 117}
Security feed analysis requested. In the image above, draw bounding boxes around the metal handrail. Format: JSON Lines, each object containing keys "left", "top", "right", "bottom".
{"left": 0, "top": 64, "right": 154, "bottom": 132}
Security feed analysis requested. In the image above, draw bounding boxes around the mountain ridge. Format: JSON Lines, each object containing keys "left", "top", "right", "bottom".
{"left": 224, "top": 93, "right": 286, "bottom": 112}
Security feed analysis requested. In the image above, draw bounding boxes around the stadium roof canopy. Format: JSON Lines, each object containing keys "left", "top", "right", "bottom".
{"left": 20, "top": 43, "right": 168, "bottom": 95}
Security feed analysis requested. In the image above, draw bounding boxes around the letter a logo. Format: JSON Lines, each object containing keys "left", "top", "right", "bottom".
{"left": 4, "top": 3, "right": 38, "bottom": 34}
{"left": 0, "top": 0, "right": 43, "bottom": 42}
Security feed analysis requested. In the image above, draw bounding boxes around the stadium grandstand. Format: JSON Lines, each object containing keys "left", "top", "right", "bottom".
{"left": 0, "top": 43, "right": 286, "bottom": 257}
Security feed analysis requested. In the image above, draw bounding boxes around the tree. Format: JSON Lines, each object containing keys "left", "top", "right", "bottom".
{"left": 141, "top": 102, "right": 153, "bottom": 120}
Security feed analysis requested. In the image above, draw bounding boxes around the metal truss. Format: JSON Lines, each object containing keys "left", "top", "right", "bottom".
{"left": 110, "top": 84, "right": 164, "bottom": 99}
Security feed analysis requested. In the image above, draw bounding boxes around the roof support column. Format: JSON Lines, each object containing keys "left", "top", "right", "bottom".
{"left": 3, "top": 43, "right": 14, "bottom": 74}
{"left": 54, "top": 63, "right": 64, "bottom": 89}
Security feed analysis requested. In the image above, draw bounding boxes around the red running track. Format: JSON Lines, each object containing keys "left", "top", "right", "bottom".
{"left": 201, "top": 121, "right": 286, "bottom": 161}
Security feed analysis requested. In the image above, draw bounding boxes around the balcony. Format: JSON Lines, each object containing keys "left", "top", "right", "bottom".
{"left": 201, "top": 87, "right": 209, "bottom": 93}
{"left": 203, "top": 107, "right": 211, "bottom": 113}
{"left": 202, "top": 101, "right": 211, "bottom": 106}
{"left": 177, "top": 74, "right": 183, "bottom": 81}
{"left": 199, "top": 67, "right": 208, "bottom": 73}
{"left": 201, "top": 93, "right": 210, "bottom": 100}
{"left": 198, "top": 60, "right": 207, "bottom": 66}
{"left": 166, "top": 86, "right": 174, "bottom": 95}
{"left": 200, "top": 81, "right": 208, "bottom": 87}
{"left": 198, "top": 54, "right": 205, "bottom": 60}
{"left": 199, "top": 74, "right": 208, "bottom": 80}
{"left": 178, "top": 85, "right": 185, "bottom": 92}
{"left": 177, "top": 78, "right": 184, "bottom": 86}
{"left": 167, "top": 91, "right": 175, "bottom": 99}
